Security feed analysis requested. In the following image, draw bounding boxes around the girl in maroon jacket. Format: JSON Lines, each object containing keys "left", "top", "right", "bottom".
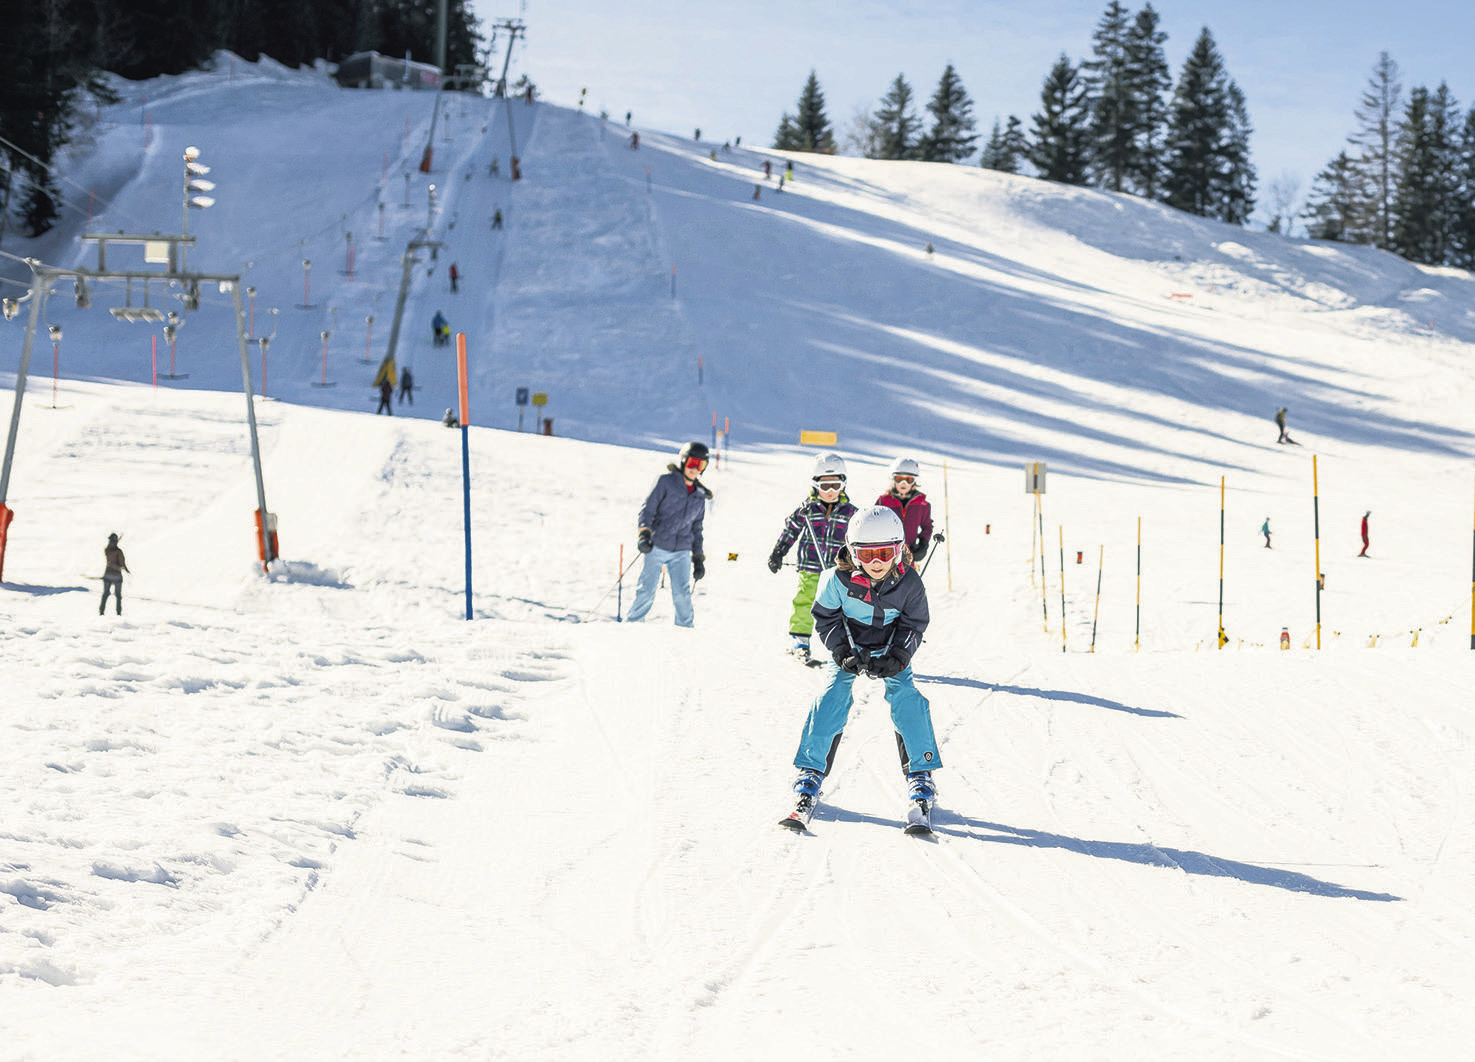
{"left": 875, "top": 457, "right": 938, "bottom": 562}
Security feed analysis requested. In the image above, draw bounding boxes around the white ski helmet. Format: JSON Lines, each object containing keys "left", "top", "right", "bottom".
{"left": 811, "top": 452, "right": 847, "bottom": 481}
{"left": 845, "top": 505, "right": 905, "bottom": 549}
{"left": 889, "top": 456, "right": 920, "bottom": 478}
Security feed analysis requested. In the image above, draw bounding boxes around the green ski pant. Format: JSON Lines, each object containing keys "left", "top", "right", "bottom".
{"left": 788, "top": 570, "right": 820, "bottom": 637}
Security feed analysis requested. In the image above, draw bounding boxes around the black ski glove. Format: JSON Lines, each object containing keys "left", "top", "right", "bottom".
{"left": 767, "top": 546, "right": 785, "bottom": 573}
{"left": 911, "top": 541, "right": 928, "bottom": 563}
{"left": 833, "top": 647, "right": 863, "bottom": 674}
{"left": 867, "top": 653, "right": 906, "bottom": 679}
{"left": 692, "top": 553, "right": 705, "bottom": 581}
{"left": 637, "top": 528, "right": 653, "bottom": 554}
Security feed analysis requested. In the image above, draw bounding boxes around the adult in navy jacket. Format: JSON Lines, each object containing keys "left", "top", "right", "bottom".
{"left": 627, "top": 442, "right": 712, "bottom": 627}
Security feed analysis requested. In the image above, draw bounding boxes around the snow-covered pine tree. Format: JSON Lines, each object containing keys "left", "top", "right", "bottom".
{"left": 917, "top": 64, "right": 978, "bottom": 163}
{"left": 1082, "top": 1, "right": 1134, "bottom": 192}
{"left": 870, "top": 74, "right": 922, "bottom": 160}
{"left": 772, "top": 70, "right": 837, "bottom": 153}
{"left": 1123, "top": 3, "right": 1172, "bottom": 200}
{"left": 1029, "top": 54, "right": 1091, "bottom": 184}
{"left": 980, "top": 116, "right": 1027, "bottom": 173}
{"left": 1348, "top": 52, "right": 1404, "bottom": 249}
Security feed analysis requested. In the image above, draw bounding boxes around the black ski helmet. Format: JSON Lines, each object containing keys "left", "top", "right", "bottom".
{"left": 678, "top": 441, "right": 710, "bottom": 465}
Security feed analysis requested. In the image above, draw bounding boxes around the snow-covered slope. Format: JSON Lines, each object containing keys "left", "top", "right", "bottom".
{"left": 3, "top": 56, "right": 1474, "bottom": 1061}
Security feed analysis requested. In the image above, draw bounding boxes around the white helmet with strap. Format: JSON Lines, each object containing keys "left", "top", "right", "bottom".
{"left": 812, "top": 452, "right": 847, "bottom": 481}
{"left": 845, "top": 505, "right": 904, "bottom": 549}
{"left": 889, "top": 456, "right": 920, "bottom": 478}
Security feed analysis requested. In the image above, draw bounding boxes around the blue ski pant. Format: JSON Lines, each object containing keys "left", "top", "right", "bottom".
{"left": 625, "top": 546, "right": 694, "bottom": 627}
{"left": 793, "top": 661, "right": 940, "bottom": 775}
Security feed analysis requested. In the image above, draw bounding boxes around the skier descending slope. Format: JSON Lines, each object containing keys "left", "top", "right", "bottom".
{"left": 780, "top": 506, "right": 941, "bottom": 835}
{"left": 766, "top": 452, "right": 857, "bottom": 665}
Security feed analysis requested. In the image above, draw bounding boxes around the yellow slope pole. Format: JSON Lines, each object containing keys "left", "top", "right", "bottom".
{"left": 1090, "top": 544, "right": 1104, "bottom": 652}
{"left": 1134, "top": 516, "right": 1142, "bottom": 652}
{"left": 1038, "top": 490, "right": 1049, "bottom": 632}
{"left": 1217, "top": 475, "right": 1227, "bottom": 649}
{"left": 1313, "top": 455, "right": 1322, "bottom": 651}
{"left": 1059, "top": 524, "right": 1067, "bottom": 652}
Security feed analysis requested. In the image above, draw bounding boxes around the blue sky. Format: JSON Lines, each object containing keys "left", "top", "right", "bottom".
{"left": 474, "top": 0, "right": 1474, "bottom": 227}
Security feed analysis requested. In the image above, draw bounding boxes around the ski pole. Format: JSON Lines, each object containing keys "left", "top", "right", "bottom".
{"left": 586, "top": 551, "right": 642, "bottom": 617}
{"left": 919, "top": 534, "right": 943, "bottom": 577}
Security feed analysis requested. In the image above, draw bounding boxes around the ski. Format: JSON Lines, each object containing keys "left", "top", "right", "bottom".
{"left": 779, "top": 787, "right": 819, "bottom": 831}
{"left": 778, "top": 802, "right": 814, "bottom": 831}
{"left": 786, "top": 644, "right": 823, "bottom": 667}
{"left": 904, "top": 800, "right": 934, "bottom": 836}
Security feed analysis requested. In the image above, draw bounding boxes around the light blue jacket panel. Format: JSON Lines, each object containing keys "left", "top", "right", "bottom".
{"left": 811, "top": 563, "right": 928, "bottom": 663}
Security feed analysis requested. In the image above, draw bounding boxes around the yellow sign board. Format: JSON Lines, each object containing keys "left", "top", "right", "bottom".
{"left": 799, "top": 430, "right": 838, "bottom": 446}
{"left": 531, "top": 392, "right": 548, "bottom": 407}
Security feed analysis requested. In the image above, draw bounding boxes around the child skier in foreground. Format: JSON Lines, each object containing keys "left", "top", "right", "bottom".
{"left": 781, "top": 505, "right": 942, "bottom": 835}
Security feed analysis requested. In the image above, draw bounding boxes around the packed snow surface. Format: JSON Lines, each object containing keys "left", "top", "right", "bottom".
{"left": 3, "top": 55, "right": 1474, "bottom": 1060}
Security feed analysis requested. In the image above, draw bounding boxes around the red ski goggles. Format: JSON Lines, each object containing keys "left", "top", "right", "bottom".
{"left": 684, "top": 456, "right": 708, "bottom": 471}
{"left": 854, "top": 543, "right": 900, "bottom": 565}
{"left": 892, "top": 474, "right": 915, "bottom": 486}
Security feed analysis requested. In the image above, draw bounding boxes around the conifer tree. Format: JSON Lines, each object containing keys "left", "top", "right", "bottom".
{"left": 1391, "top": 83, "right": 1461, "bottom": 265}
{"left": 1301, "top": 151, "right": 1362, "bottom": 242}
{"left": 1391, "top": 86, "right": 1439, "bottom": 262}
{"left": 1215, "top": 81, "right": 1256, "bottom": 224}
{"left": 1348, "top": 52, "right": 1403, "bottom": 248}
{"left": 1029, "top": 54, "right": 1091, "bottom": 184}
{"left": 871, "top": 74, "right": 921, "bottom": 160}
{"left": 772, "top": 114, "right": 803, "bottom": 152}
{"left": 980, "top": 116, "right": 1027, "bottom": 173}
{"left": 1162, "top": 27, "right": 1255, "bottom": 223}
{"left": 1082, "top": 1, "right": 1134, "bottom": 192}
{"left": 917, "top": 63, "right": 978, "bottom": 163}
{"left": 1123, "top": 4, "right": 1172, "bottom": 199}
{"left": 1428, "top": 83, "right": 1461, "bottom": 261}
{"left": 0, "top": 0, "right": 116, "bottom": 239}
{"left": 773, "top": 70, "right": 836, "bottom": 153}
{"left": 1451, "top": 107, "right": 1475, "bottom": 269}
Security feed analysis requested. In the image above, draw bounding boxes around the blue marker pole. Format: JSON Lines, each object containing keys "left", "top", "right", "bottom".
{"left": 457, "top": 334, "right": 473, "bottom": 620}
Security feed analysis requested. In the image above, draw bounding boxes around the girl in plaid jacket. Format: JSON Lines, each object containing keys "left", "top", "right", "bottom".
{"left": 767, "top": 453, "right": 856, "bottom": 663}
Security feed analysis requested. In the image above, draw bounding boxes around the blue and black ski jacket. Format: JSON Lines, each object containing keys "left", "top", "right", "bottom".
{"left": 811, "top": 556, "right": 928, "bottom": 665}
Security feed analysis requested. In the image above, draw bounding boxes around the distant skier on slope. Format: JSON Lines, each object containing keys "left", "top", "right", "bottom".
{"left": 1359, "top": 511, "right": 1371, "bottom": 557}
{"left": 766, "top": 453, "right": 856, "bottom": 665}
{"left": 100, "top": 532, "right": 129, "bottom": 616}
{"left": 1275, "top": 406, "right": 1295, "bottom": 444}
{"left": 781, "top": 505, "right": 941, "bottom": 835}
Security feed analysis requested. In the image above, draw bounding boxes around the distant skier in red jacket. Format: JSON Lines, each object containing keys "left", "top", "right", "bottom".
{"left": 1359, "top": 511, "right": 1371, "bottom": 557}
{"left": 876, "top": 457, "right": 939, "bottom": 563}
